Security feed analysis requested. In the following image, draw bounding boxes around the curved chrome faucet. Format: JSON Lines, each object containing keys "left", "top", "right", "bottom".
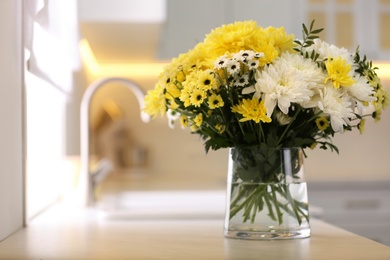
{"left": 80, "top": 77, "right": 150, "bottom": 206}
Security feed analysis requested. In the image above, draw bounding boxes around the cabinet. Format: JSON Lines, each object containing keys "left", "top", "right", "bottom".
{"left": 308, "top": 180, "right": 390, "bottom": 246}
{"left": 157, "top": 0, "right": 301, "bottom": 60}
{"left": 158, "top": 0, "right": 390, "bottom": 61}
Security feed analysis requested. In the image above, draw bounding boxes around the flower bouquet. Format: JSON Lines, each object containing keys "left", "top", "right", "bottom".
{"left": 143, "top": 20, "right": 388, "bottom": 239}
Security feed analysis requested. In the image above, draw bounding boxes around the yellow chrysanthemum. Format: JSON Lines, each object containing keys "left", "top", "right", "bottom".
{"left": 190, "top": 89, "right": 207, "bottom": 107}
{"left": 324, "top": 56, "right": 355, "bottom": 89}
{"left": 315, "top": 117, "right": 329, "bottom": 131}
{"left": 208, "top": 94, "right": 224, "bottom": 109}
{"left": 203, "top": 21, "right": 262, "bottom": 60}
{"left": 250, "top": 28, "right": 281, "bottom": 66}
{"left": 264, "top": 26, "right": 296, "bottom": 54}
{"left": 193, "top": 113, "right": 203, "bottom": 127}
{"left": 143, "top": 84, "right": 167, "bottom": 118}
{"left": 231, "top": 99, "right": 272, "bottom": 123}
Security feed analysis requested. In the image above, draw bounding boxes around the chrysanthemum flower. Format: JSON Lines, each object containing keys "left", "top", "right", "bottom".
{"left": 166, "top": 109, "right": 180, "bottom": 129}
{"left": 231, "top": 98, "right": 272, "bottom": 123}
{"left": 227, "top": 59, "right": 241, "bottom": 75}
{"left": 215, "top": 124, "right": 226, "bottom": 134}
{"left": 208, "top": 94, "right": 224, "bottom": 109}
{"left": 357, "top": 118, "right": 366, "bottom": 134}
{"left": 165, "top": 83, "right": 181, "bottom": 99}
{"left": 193, "top": 113, "right": 203, "bottom": 127}
{"left": 305, "top": 39, "right": 353, "bottom": 63}
{"left": 214, "top": 55, "right": 229, "bottom": 69}
{"left": 317, "top": 85, "right": 355, "bottom": 132}
{"left": 190, "top": 89, "right": 207, "bottom": 107}
{"left": 348, "top": 76, "right": 376, "bottom": 102}
{"left": 324, "top": 56, "right": 355, "bottom": 89}
{"left": 203, "top": 21, "right": 262, "bottom": 59}
{"left": 315, "top": 117, "right": 329, "bottom": 131}
{"left": 263, "top": 26, "right": 296, "bottom": 54}
{"left": 143, "top": 84, "right": 167, "bottom": 118}
{"left": 233, "top": 50, "right": 257, "bottom": 62}
{"left": 197, "top": 70, "right": 217, "bottom": 91}
{"left": 180, "top": 115, "right": 188, "bottom": 128}
{"left": 234, "top": 74, "right": 249, "bottom": 87}
{"left": 247, "top": 59, "right": 260, "bottom": 70}
{"left": 244, "top": 59, "right": 313, "bottom": 116}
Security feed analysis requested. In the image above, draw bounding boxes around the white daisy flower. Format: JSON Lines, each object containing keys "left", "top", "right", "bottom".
{"left": 167, "top": 109, "right": 180, "bottom": 129}
{"left": 247, "top": 59, "right": 260, "bottom": 70}
{"left": 226, "top": 59, "right": 241, "bottom": 75}
{"left": 233, "top": 50, "right": 256, "bottom": 62}
{"left": 234, "top": 74, "right": 249, "bottom": 87}
{"left": 214, "top": 55, "right": 229, "bottom": 69}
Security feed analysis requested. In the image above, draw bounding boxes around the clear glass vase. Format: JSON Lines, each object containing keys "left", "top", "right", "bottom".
{"left": 224, "top": 146, "right": 311, "bottom": 240}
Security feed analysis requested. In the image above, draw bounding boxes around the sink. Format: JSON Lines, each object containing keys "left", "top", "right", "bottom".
{"left": 97, "top": 190, "right": 227, "bottom": 220}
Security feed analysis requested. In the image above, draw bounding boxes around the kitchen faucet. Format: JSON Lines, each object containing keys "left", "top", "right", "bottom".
{"left": 80, "top": 77, "right": 150, "bottom": 206}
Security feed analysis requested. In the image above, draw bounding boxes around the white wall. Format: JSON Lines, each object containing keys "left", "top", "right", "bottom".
{"left": 0, "top": 0, "right": 24, "bottom": 241}
{"left": 24, "top": 0, "right": 81, "bottom": 219}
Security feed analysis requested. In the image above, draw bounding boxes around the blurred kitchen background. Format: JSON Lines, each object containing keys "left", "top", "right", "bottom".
{"left": 1, "top": 0, "right": 389, "bottom": 246}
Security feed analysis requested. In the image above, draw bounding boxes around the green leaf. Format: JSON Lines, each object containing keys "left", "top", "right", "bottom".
{"left": 303, "top": 23, "right": 308, "bottom": 36}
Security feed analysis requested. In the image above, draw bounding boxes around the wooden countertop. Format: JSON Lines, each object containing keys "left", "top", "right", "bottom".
{"left": 0, "top": 203, "right": 389, "bottom": 260}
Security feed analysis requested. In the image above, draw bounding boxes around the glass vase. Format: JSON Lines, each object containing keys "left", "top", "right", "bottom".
{"left": 224, "top": 146, "right": 310, "bottom": 240}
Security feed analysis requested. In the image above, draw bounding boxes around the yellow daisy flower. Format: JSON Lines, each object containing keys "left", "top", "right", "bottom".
{"left": 180, "top": 115, "right": 188, "bottom": 128}
{"left": 193, "top": 113, "right": 203, "bottom": 127}
{"left": 208, "top": 94, "right": 224, "bottom": 109}
{"left": 197, "top": 70, "right": 217, "bottom": 91}
{"left": 190, "top": 89, "right": 207, "bottom": 107}
{"left": 165, "top": 83, "right": 181, "bottom": 99}
{"left": 315, "top": 117, "right": 329, "bottom": 131}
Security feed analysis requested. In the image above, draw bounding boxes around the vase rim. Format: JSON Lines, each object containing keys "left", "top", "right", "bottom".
{"left": 230, "top": 146, "right": 302, "bottom": 150}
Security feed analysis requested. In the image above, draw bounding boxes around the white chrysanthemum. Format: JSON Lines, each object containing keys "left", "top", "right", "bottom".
{"left": 306, "top": 39, "right": 354, "bottom": 64}
{"left": 348, "top": 76, "right": 376, "bottom": 116}
{"left": 244, "top": 58, "right": 314, "bottom": 116}
{"left": 317, "top": 85, "right": 355, "bottom": 132}
{"left": 348, "top": 76, "right": 376, "bottom": 102}
{"left": 279, "top": 52, "right": 325, "bottom": 91}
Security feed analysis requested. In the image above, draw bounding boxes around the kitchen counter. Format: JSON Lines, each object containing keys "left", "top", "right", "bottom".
{"left": 0, "top": 203, "right": 389, "bottom": 260}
